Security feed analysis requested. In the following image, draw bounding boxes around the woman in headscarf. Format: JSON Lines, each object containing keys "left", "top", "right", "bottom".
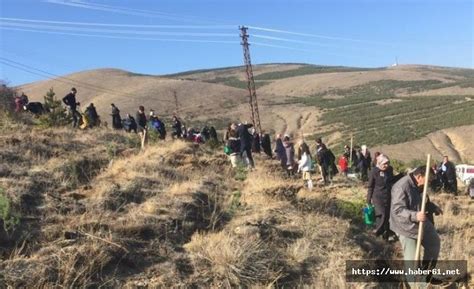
{"left": 274, "top": 134, "right": 285, "bottom": 163}
{"left": 282, "top": 135, "right": 295, "bottom": 176}
{"left": 366, "top": 154, "right": 394, "bottom": 240}
{"left": 297, "top": 141, "right": 314, "bottom": 190}
{"left": 110, "top": 103, "right": 122, "bottom": 130}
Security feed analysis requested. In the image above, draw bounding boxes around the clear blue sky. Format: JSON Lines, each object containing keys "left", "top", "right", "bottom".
{"left": 0, "top": 0, "right": 472, "bottom": 85}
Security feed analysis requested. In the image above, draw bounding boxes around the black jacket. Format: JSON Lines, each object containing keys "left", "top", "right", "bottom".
{"left": 367, "top": 166, "right": 394, "bottom": 204}
{"left": 439, "top": 161, "right": 456, "bottom": 181}
{"left": 136, "top": 111, "right": 147, "bottom": 128}
{"left": 62, "top": 93, "right": 77, "bottom": 110}
{"left": 237, "top": 124, "right": 253, "bottom": 148}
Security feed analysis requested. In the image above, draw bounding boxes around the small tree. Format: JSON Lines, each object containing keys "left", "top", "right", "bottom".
{"left": 38, "top": 87, "right": 71, "bottom": 127}
{"left": 0, "top": 188, "right": 19, "bottom": 234}
{"left": 0, "top": 81, "right": 15, "bottom": 115}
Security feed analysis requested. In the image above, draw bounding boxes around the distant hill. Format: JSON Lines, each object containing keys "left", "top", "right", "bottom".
{"left": 17, "top": 63, "right": 474, "bottom": 163}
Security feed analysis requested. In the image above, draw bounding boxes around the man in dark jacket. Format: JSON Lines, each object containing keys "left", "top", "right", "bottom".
{"left": 316, "top": 138, "right": 330, "bottom": 185}
{"left": 367, "top": 154, "right": 394, "bottom": 240}
{"left": 390, "top": 166, "right": 443, "bottom": 286}
{"left": 438, "top": 156, "right": 457, "bottom": 194}
{"left": 171, "top": 116, "right": 182, "bottom": 139}
{"left": 62, "top": 87, "right": 80, "bottom": 128}
{"left": 136, "top": 106, "right": 147, "bottom": 133}
{"left": 237, "top": 122, "right": 254, "bottom": 168}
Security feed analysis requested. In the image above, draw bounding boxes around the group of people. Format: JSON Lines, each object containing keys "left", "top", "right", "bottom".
{"left": 224, "top": 126, "right": 465, "bottom": 286}
{"left": 430, "top": 156, "right": 458, "bottom": 194}
{"left": 18, "top": 87, "right": 223, "bottom": 145}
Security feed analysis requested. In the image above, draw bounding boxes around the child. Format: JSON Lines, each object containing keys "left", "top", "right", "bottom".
{"left": 297, "top": 141, "right": 314, "bottom": 191}
{"left": 338, "top": 154, "right": 349, "bottom": 177}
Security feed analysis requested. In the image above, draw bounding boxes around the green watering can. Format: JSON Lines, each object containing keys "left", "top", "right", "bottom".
{"left": 363, "top": 204, "right": 375, "bottom": 226}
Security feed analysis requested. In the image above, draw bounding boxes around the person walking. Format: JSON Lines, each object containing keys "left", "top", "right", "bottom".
{"left": 338, "top": 154, "right": 349, "bottom": 177}
{"left": 390, "top": 166, "right": 443, "bottom": 287}
{"left": 261, "top": 133, "right": 273, "bottom": 159}
{"left": 297, "top": 141, "right": 313, "bottom": 190}
{"left": 171, "top": 116, "right": 183, "bottom": 139}
{"left": 85, "top": 103, "right": 99, "bottom": 128}
{"left": 110, "top": 104, "right": 122, "bottom": 130}
{"left": 226, "top": 123, "right": 241, "bottom": 168}
{"left": 237, "top": 122, "right": 255, "bottom": 169}
{"left": 358, "top": 145, "right": 372, "bottom": 182}
{"left": 316, "top": 138, "right": 331, "bottom": 185}
{"left": 438, "top": 156, "right": 457, "bottom": 194}
{"left": 282, "top": 135, "right": 296, "bottom": 177}
{"left": 62, "top": 87, "right": 80, "bottom": 128}
{"left": 367, "top": 154, "right": 394, "bottom": 240}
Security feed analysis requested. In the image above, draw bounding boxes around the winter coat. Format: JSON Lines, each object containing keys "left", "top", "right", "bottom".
{"left": 111, "top": 106, "right": 122, "bottom": 129}
{"left": 390, "top": 173, "right": 440, "bottom": 239}
{"left": 252, "top": 133, "right": 261, "bottom": 153}
{"left": 173, "top": 119, "right": 182, "bottom": 136}
{"left": 136, "top": 111, "right": 147, "bottom": 129}
{"left": 298, "top": 152, "right": 312, "bottom": 172}
{"left": 339, "top": 156, "right": 348, "bottom": 172}
{"left": 274, "top": 139, "right": 285, "bottom": 160}
{"left": 439, "top": 161, "right": 456, "bottom": 181}
{"left": 62, "top": 93, "right": 77, "bottom": 111}
{"left": 209, "top": 127, "right": 218, "bottom": 142}
{"left": 85, "top": 106, "right": 98, "bottom": 125}
{"left": 283, "top": 141, "right": 295, "bottom": 167}
{"left": 261, "top": 134, "right": 272, "bottom": 157}
{"left": 367, "top": 166, "right": 394, "bottom": 204}
{"left": 316, "top": 144, "right": 330, "bottom": 168}
{"left": 237, "top": 124, "right": 253, "bottom": 148}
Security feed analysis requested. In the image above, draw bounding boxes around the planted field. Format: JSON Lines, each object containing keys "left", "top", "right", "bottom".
{"left": 288, "top": 79, "right": 474, "bottom": 147}
{"left": 254, "top": 65, "right": 380, "bottom": 81}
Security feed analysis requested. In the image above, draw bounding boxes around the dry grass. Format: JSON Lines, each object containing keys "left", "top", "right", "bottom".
{"left": 0, "top": 126, "right": 472, "bottom": 288}
{"left": 185, "top": 231, "right": 282, "bottom": 288}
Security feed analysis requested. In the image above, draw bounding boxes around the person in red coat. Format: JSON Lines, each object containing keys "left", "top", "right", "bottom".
{"left": 338, "top": 154, "right": 349, "bottom": 176}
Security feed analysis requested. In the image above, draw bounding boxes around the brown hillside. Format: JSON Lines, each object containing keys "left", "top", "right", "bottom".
{"left": 16, "top": 64, "right": 474, "bottom": 163}
{"left": 373, "top": 125, "right": 474, "bottom": 164}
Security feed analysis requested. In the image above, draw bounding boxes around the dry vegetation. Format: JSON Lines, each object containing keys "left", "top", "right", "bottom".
{"left": 0, "top": 122, "right": 472, "bottom": 288}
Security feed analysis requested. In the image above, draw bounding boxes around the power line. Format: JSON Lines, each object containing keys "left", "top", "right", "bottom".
{"left": 0, "top": 27, "right": 239, "bottom": 44}
{"left": 248, "top": 25, "right": 394, "bottom": 46}
{"left": 0, "top": 17, "right": 235, "bottom": 29}
{"left": 45, "top": 0, "right": 232, "bottom": 25}
{"left": 0, "top": 22, "right": 236, "bottom": 37}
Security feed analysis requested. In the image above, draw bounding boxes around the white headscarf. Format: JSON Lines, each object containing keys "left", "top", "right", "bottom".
{"left": 376, "top": 154, "right": 389, "bottom": 170}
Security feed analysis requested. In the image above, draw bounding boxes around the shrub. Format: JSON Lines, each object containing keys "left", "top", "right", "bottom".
{"left": 38, "top": 88, "right": 71, "bottom": 128}
{"left": 0, "top": 81, "right": 15, "bottom": 116}
{"left": 0, "top": 188, "right": 20, "bottom": 234}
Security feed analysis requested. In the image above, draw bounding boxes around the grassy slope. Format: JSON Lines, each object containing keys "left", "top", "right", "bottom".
{"left": 14, "top": 63, "right": 474, "bottom": 162}
{"left": 0, "top": 125, "right": 472, "bottom": 288}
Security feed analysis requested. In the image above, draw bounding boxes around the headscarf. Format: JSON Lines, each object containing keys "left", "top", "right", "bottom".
{"left": 376, "top": 154, "right": 390, "bottom": 170}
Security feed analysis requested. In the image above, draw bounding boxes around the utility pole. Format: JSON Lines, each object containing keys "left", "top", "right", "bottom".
{"left": 239, "top": 25, "right": 262, "bottom": 133}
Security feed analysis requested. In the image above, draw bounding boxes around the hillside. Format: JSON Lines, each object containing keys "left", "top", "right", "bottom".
{"left": 0, "top": 125, "right": 472, "bottom": 288}
{"left": 16, "top": 63, "right": 474, "bottom": 163}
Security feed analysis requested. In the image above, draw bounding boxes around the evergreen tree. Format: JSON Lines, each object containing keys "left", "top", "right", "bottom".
{"left": 39, "top": 87, "right": 70, "bottom": 127}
